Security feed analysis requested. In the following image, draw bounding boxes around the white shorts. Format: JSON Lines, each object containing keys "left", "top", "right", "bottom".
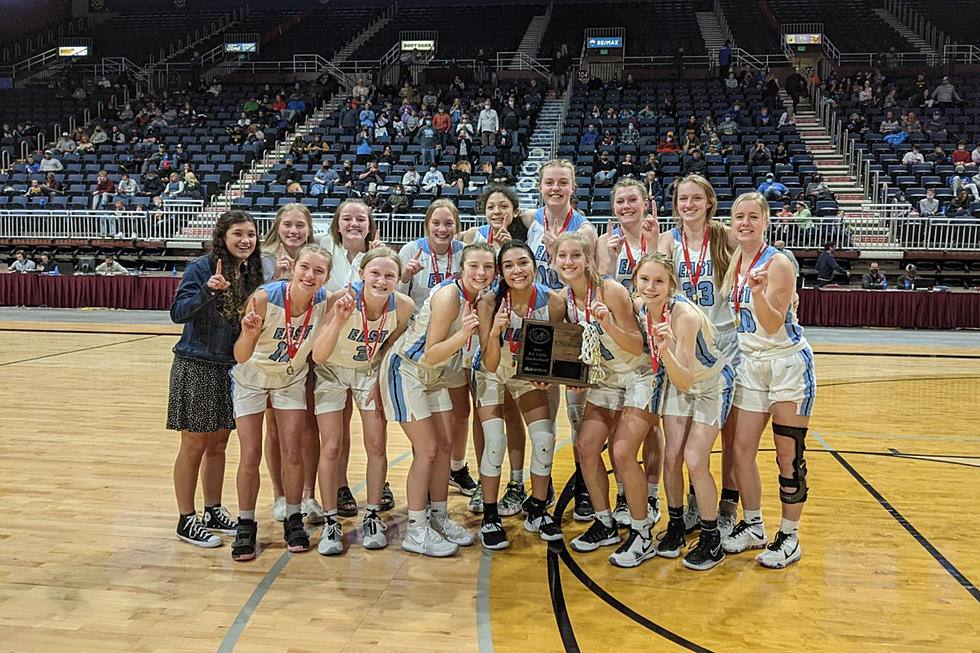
{"left": 444, "top": 363, "right": 470, "bottom": 389}
{"left": 733, "top": 346, "right": 815, "bottom": 417}
{"left": 663, "top": 364, "right": 736, "bottom": 428}
{"left": 381, "top": 354, "right": 452, "bottom": 422}
{"left": 473, "top": 368, "right": 540, "bottom": 407}
{"left": 586, "top": 368, "right": 665, "bottom": 414}
{"left": 232, "top": 373, "right": 308, "bottom": 418}
{"left": 313, "top": 363, "right": 380, "bottom": 414}
{"left": 715, "top": 327, "right": 741, "bottom": 371}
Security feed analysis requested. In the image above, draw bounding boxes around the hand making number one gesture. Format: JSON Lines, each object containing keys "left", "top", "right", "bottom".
{"left": 207, "top": 259, "right": 230, "bottom": 291}
{"left": 241, "top": 296, "right": 263, "bottom": 333}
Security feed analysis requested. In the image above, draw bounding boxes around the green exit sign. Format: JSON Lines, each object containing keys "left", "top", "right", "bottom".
{"left": 797, "top": 45, "right": 806, "bottom": 52}
{"left": 600, "top": 48, "right": 609, "bottom": 55}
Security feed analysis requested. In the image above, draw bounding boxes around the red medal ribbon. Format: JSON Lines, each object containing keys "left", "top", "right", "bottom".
{"left": 428, "top": 239, "right": 453, "bottom": 285}
{"left": 733, "top": 245, "right": 768, "bottom": 324}
{"left": 568, "top": 281, "right": 593, "bottom": 325}
{"left": 681, "top": 228, "right": 711, "bottom": 296}
{"left": 645, "top": 300, "right": 671, "bottom": 374}
{"left": 622, "top": 230, "right": 647, "bottom": 272}
{"left": 359, "top": 286, "right": 389, "bottom": 367}
{"left": 284, "top": 281, "right": 315, "bottom": 366}
{"left": 458, "top": 279, "right": 475, "bottom": 349}
{"left": 505, "top": 285, "right": 537, "bottom": 354}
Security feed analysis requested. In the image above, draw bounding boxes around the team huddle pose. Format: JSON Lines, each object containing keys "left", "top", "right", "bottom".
{"left": 167, "top": 162, "right": 815, "bottom": 570}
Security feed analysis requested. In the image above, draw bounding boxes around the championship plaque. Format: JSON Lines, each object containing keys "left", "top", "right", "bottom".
{"left": 515, "top": 320, "right": 592, "bottom": 385}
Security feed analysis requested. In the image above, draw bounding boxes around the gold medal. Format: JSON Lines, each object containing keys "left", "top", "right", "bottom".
{"left": 365, "top": 367, "right": 373, "bottom": 377}
{"left": 734, "top": 316, "right": 740, "bottom": 329}
{"left": 286, "top": 363, "right": 294, "bottom": 375}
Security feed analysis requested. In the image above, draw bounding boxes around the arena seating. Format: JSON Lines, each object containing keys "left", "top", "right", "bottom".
{"left": 766, "top": 0, "right": 915, "bottom": 52}
{"left": 900, "top": 0, "right": 980, "bottom": 47}
{"left": 258, "top": 7, "right": 386, "bottom": 61}
{"left": 717, "top": 0, "right": 784, "bottom": 53}
{"left": 78, "top": 11, "right": 231, "bottom": 64}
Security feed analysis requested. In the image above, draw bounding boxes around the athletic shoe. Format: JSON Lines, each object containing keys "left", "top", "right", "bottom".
{"left": 202, "top": 505, "right": 237, "bottom": 535}
{"left": 756, "top": 531, "right": 802, "bottom": 569}
{"left": 478, "top": 518, "right": 510, "bottom": 550}
{"left": 609, "top": 527, "right": 656, "bottom": 568}
{"left": 317, "top": 518, "right": 343, "bottom": 556}
{"left": 569, "top": 519, "right": 621, "bottom": 553}
{"left": 231, "top": 518, "right": 258, "bottom": 561}
{"left": 682, "top": 494, "right": 700, "bottom": 533}
{"left": 499, "top": 481, "right": 528, "bottom": 517}
{"left": 337, "top": 486, "right": 358, "bottom": 517}
{"left": 546, "top": 477, "right": 556, "bottom": 508}
{"left": 431, "top": 514, "right": 475, "bottom": 546}
{"left": 612, "top": 493, "right": 630, "bottom": 528}
{"left": 718, "top": 510, "right": 736, "bottom": 539}
{"left": 362, "top": 511, "right": 388, "bottom": 550}
{"left": 449, "top": 464, "right": 479, "bottom": 496}
{"left": 272, "top": 496, "right": 287, "bottom": 522}
{"left": 379, "top": 482, "right": 395, "bottom": 511}
{"left": 682, "top": 530, "right": 725, "bottom": 571}
{"left": 722, "top": 520, "right": 767, "bottom": 554}
{"left": 402, "top": 525, "right": 459, "bottom": 557}
{"left": 647, "top": 495, "right": 662, "bottom": 525}
{"left": 524, "top": 511, "right": 563, "bottom": 542}
{"left": 467, "top": 482, "right": 484, "bottom": 514}
{"left": 572, "top": 490, "right": 594, "bottom": 522}
{"left": 301, "top": 497, "right": 326, "bottom": 525}
{"left": 283, "top": 512, "right": 310, "bottom": 553}
{"left": 655, "top": 520, "right": 687, "bottom": 558}
{"left": 177, "top": 513, "right": 222, "bottom": 548}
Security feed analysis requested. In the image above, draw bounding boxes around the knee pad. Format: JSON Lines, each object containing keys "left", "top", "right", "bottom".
{"left": 527, "top": 419, "right": 556, "bottom": 476}
{"left": 479, "top": 418, "right": 506, "bottom": 478}
{"left": 773, "top": 423, "right": 808, "bottom": 504}
{"left": 566, "top": 402, "right": 585, "bottom": 443}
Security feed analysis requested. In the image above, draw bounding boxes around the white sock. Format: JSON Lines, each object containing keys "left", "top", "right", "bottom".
{"left": 647, "top": 482, "right": 659, "bottom": 498}
{"left": 408, "top": 509, "right": 427, "bottom": 528}
{"left": 631, "top": 516, "right": 652, "bottom": 532}
{"left": 616, "top": 482, "right": 624, "bottom": 496}
{"left": 451, "top": 458, "right": 466, "bottom": 472}
{"left": 429, "top": 500, "right": 448, "bottom": 521}
{"left": 239, "top": 509, "right": 255, "bottom": 521}
{"left": 365, "top": 504, "right": 380, "bottom": 513}
{"left": 510, "top": 468, "right": 524, "bottom": 483}
{"left": 594, "top": 509, "right": 614, "bottom": 528}
{"left": 325, "top": 508, "right": 338, "bottom": 521}
{"left": 780, "top": 518, "right": 800, "bottom": 536}
{"left": 744, "top": 509, "right": 763, "bottom": 526}
{"left": 286, "top": 503, "right": 301, "bottom": 518}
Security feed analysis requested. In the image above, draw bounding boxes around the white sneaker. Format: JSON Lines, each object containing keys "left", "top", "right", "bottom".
{"left": 361, "top": 511, "right": 388, "bottom": 550}
{"left": 431, "top": 514, "right": 475, "bottom": 546}
{"left": 608, "top": 524, "right": 656, "bottom": 568}
{"left": 402, "top": 525, "right": 459, "bottom": 557}
{"left": 756, "top": 531, "right": 802, "bottom": 569}
{"left": 722, "top": 520, "right": 767, "bottom": 554}
{"left": 130, "top": 232, "right": 138, "bottom": 239}
{"left": 612, "top": 493, "right": 630, "bottom": 527}
{"left": 317, "top": 519, "right": 344, "bottom": 556}
{"left": 272, "top": 496, "right": 286, "bottom": 522}
{"left": 302, "top": 497, "right": 326, "bottom": 525}
{"left": 682, "top": 493, "right": 700, "bottom": 533}
{"left": 113, "top": 232, "right": 124, "bottom": 239}
{"left": 647, "top": 495, "right": 662, "bottom": 525}
{"left": 718, "top": 510, "right": 737, "bottom": 539}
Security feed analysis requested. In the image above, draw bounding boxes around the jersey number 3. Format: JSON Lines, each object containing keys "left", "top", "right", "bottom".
{"left": 682, "top": 280, "right": 714, "bottom": 306}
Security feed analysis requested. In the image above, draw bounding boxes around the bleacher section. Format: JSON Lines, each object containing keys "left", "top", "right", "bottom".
{"left": 718, "top": 0, "right": 783, "bottom": 53}
{"left": 901, "top": 0, "right": 980, "bottom": 47}
{"left": 259, "top": 7, "right": 384, "bottom": 60}
{"left": 767, "top": 0, "right": 914, "bottom": 52}
{"left": 80, "top": 11, "right": 231, "bottom": 64}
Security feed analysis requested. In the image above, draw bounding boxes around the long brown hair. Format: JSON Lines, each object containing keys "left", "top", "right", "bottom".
{"left": 671, "top": 174, "right": 732, "bottom": 286}
{"left": 211, "top": 210, "right": 263, "bottom": 320}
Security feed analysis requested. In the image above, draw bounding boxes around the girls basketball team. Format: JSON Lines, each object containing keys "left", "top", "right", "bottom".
{"left": 167, "top": 161, "right": 815, "bottom": 570}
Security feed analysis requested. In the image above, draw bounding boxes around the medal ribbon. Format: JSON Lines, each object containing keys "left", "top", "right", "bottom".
{"left": 623, "top": 231, "right": 647, "bottom": 272}
{"left": 284, "top": 281, "right": 315, "bottom": 368}
{"left": 359, "top": 287, "right": 389, "bottom": 367}
{"left": 681, "top": 228, "right": 711, "bottom": 296}
{"left": 428, "top": 239, "right": 452, "bottom": 284}
{"left": 568, "top": 281, "right": 593, "bottom": 325}
{"left": 733, "top": 245, "right": 767, "bottom": 325}
{"left": 645, "top": 301, "right": 671, "bottom": 374}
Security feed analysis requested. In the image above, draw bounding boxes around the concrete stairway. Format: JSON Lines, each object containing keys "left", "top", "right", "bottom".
{"left": 872, "top": 7, "right": 937, "bottom": 60}
{"left": 517, "top": 8, "right": 551, "bottom": 59}
{"left": 695, "top": 11, "right": 728, "bottom": 60}
{"left": 516, "top": 98, "right": 565, "bottom": 209}
{"left": 333, "top": 10, "right": 393, "bottom": 64}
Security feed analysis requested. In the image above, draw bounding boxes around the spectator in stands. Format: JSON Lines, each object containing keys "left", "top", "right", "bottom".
{"left": 8, "top": 250, "right": 35, "bottom": 273}
{"left": 91, "top": 125, "right": 108, "bottom": 147}
{"left": 41, "top": 173, "right": 62, "bottom": 198}
{"left": 718, "top": 41, "right": 732, "bottom": 80}
{"left": 456, "top": 121, "right": 474, "bottom": 159}
{"left": 477, "top": 100, "right": 499, "bottom": 147}
{"left": 491, "top": 161, "right": 513, "bottom": 185}
{"left": 55, "top": 132, "right": 76, "bottom": 154}
{"left": 815, "top": 243, "right": 849, "bottom": 286}
{"left": 640, "top": 153, "right": 660, "bottom": 176}
{"left": 500, "top": 95, "right": 522, "bottom": 132}
{"left": 948, "top": 189, "right": 973, "bottom": 217}
{"left": 354, "top": 128, "right": 374, "bottom": 164}
{"left": 22, "top": 155, "right": 39, "bottom": 174}
{"left": 758, "top": 173, "right": 789, "bottom": 201}
{"left": 91, "top": 169, "right": 116, "bottom": 209}
{"left": 417, "top": 119, "right": 440, "bottom": 166}
{"left": 341, "top": 100, "right": 360, "bottom": 132}
{"left": 24, "top": 179, "right": 45, "bottom": 203}
{"left": 718, "top": 114, "right": 740, "bottom": 136}
{"left": 879, "top": 111, "right": 900, "bottom": 134}
{"left": 927, "top": 144, "right": 947, "bottom": 167}
{"left": 287, "top": 136, "right": 305, "bottom": 162}
{"left": 681, "top": 149, "right": 706, "bottom": 177}
{"left": 422, "top": 164, "right": 446, "bottom": 194}
{"left": 39, "top": 150, "right": 62, "bottom": 173}
{"left": 901, "top": 112, "right": 921, "bottom": 134}
{"left": 657, "top": 131, "right": 680, "bottom": 154}
{"left": 643, "top": 170, "right": 663, "bottom": 204}
{"left": 172, "top": 144, "right": 188, "bottom": 170}
{"left": 924, "top": 111, "right": 947, "bottom": 142}
{"left": 284, "top": 94, "right": 306, "bottom": 123}
{"left": 805, "top": 173, "right": 833, "bottom": 204}
{"left": 307, "top": 134, "right": 329, "bottom": 163}
{"left": 433, "top": 106, "right": 452, "bottom": 146}
{"left": 358, "top": 101, "right": 376, "bottom": 133}
{"left": 142, "top": 144, "right": 166, "bottom": 175}
{"left": 352, "top": 78, "right": 369, "bottom": 104}
{"left": 861, "top": 262, "right": 887, "bottom": 290}
{"left": 933, "top": 76, "right": 962, "bottom": 108}
{"left": 142, "top": 170, "right": 163, "bottom": 199}
{"left": 354, "top": 161, "right": 384, "bottom": 194}
{"left": 778, "top": 107, "right": 796, "bottom": 129}
{"left": 972, "top": 144, "right": 980, "bottom": 169}
{"left": 163, "top": 172, "right": 184, "bottom": 200}
{"left": 952, "top": 141, "right": 973, "bottom": 168}
{"left": 794, "top": 201, "right": 815, "bottom": 234}
{"left": 918, "top": 188, "right": 940, "bottom": 216}
{"left": 748, "top": 140, "right": 773, "bottom": 166}
{"left": 773, "top": 240, "right": 799, "bottom": 280}
{"left": 703, "top": 131, "right": 723, "bottom": 156}
{"left": 724, "top": 72, "right": 739, "bottom": 90}
{"left": 902, "top": 144, "right": 925, "bottom": 165}
{"left": 276, "top": 159, "right": 300, "bottom": 186}
{"left": 311, "top": 162, "right": 339, "bottom": 197}
{"left": 96, "top": 255, "right": 128, "bottom": 276}
{"left": 897, "top": 264, "right": 920, "bottom": 289}
{"left": 950, "top": 165, "right": 980, "bottom": 201}
{"left": 117, "top": 172, "right": 139, "bottom": 198}
{"left": 754, "top": 106, "right": 774, "bottom": 129}
{"left": 182, "top": 173, "right": 205, "bottom": 201}
{"left": 620, "top": 122, "right": 639, "bottom": 147}
{"left": 593, "top": 151, "right": 617, "bottom": 186}
{"left": 36, "top": 253, "right": 59, "bottom": 275}
{"left": 384, "top": 183, "right": 412, "bottom": 214}
{"left": 617, "top": 153, "right": 638, "bottom": 180}
{"left": 401, "top": 164, "right": 420, "bottom": 193}
{"left": 681, "top": 128, "right": 701, "bottom": 155}
{"left": 447, "top": 160, "right": 470, "bottom": 193}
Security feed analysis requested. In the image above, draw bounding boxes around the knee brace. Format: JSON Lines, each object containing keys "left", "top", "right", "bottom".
{"left": 527, "top": 419, "right": 556, "bottom": 476}
{"left": 479, "top": 418, "right": 506, "bottom": 478}
{"left": 773, "top": 423, "right": 808, "bottom": 504}
{"left": 566, "top": 402, "right": 585, "bottom": 444}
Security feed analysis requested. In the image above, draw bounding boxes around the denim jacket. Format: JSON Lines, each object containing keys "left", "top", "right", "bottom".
{"left": 171, "top": 255, "right": 251, "bottom": 365}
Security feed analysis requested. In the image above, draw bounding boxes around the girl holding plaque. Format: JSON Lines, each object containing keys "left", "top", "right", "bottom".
{"left": 657, "top": 174, "right": 740, "bottom": 537}
{"left": 310, "top": 249, "right": 415, "bottom": 555}
{"left": 551, "top": 232, "right": 653, "bottom": 556}
{"left": 474, "top": 241, "right": 567, "bottom": 550}
{"left": 229, "top": 245, "right": 334, "bottom": 561}
{"left": 380, "top": 244, "right": 498, "bottom": 557}
{"left": 397, "top": 200, "right": 478, "bottom": 499}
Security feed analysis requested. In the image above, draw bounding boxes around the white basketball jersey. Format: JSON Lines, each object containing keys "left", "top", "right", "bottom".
{"left": 391, "top": 278, "right": 466, "bottom": 370}
{"left": 565, "top": 284, "right": 647, "bottom": 375}
{"left": 665, "top": 295, "right": 728, "bottom": 384}
{"left": 529, "top": 207, "right": 587, "bottom": 289}
{"left": 670, "top": 227, "right": 734, "bottom": 331}
{"left": 399, "top": 237, "right": 465, "bottom": 310}
{"left": 729, "top": 245, "right": 809, "bottom": 355}
{"left": 610, "top": 227, "right": 650, "bottom": 292}
{"left": 473, "top": 282, "right": 553, "bottom": 375}
{"left": 323, "top": 281, "right": 397, "bottom": 371}
{"left": 233, "top": 281, "right": 329, "bottom": 388}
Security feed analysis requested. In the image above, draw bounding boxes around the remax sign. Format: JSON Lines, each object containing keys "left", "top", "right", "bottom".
{"left": 587, "top": 37, "right": 623, "bottom": 49}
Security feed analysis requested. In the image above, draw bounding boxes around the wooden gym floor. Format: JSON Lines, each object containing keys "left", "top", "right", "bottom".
{"left": 0, "top": 318, "right": 977, "bottom": 652}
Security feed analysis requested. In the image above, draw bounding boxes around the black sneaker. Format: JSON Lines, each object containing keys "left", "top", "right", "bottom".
{"left": 524, "top": 510, "right": 563, "bottom": 542}
{"left": 682, "top": 529, "right": 725, "bottom": 571}
{"left": 572, "top": 490, "right": 594, "bottom": 522}
{"left": 283, "top": 512, "right": 310, "bottom": 553}
{"left": 479, "top": 517, "right": 510, "bottom": 550}
{"left": 521, "top": 479, "right": 556, "bottom": 515}
{"left": 655, "top": 520, "right": 687, "bottom": 559}
{"left": 231, "top": 518, "right": 258, "bottom": 561}
{"left": 202, "top": 504, "right": 237, "bottom": 535}
{"left": 570, "top": 519, "right": 621, "bottom": 553}
{"left": 177, "top": 513, "right": 222, "bottom": 548}
{"left": 612, "top": 493, "right": 630, "bottom": 528}
{"left": 449, "top": 464, "right": 479, "bottom": 496}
